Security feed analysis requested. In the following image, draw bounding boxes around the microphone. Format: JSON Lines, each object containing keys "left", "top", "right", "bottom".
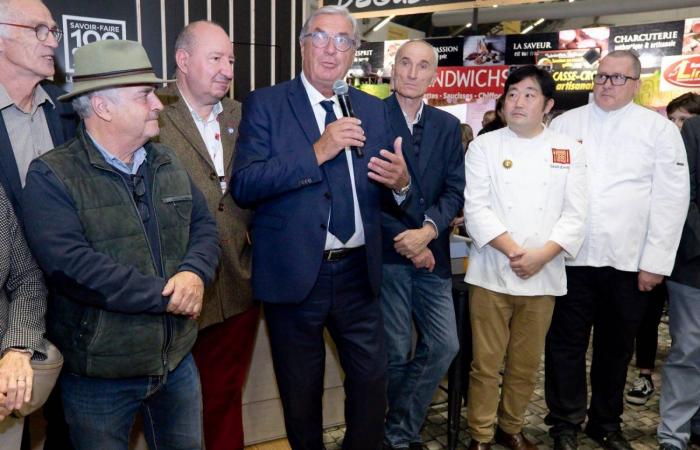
{"left": 332, "top": 80, "right": 363, "bottom": 157}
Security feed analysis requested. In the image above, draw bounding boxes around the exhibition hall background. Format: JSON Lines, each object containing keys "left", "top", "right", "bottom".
{"left": 44, "top": 0, "right": 305, "bottom": 100}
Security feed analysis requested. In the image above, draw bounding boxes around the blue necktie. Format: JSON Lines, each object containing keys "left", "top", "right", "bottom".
{"left": 320, "top": 100, "right": 355, "bottom": 243}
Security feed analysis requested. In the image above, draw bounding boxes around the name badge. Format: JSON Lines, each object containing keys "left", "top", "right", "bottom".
{"left": 551, "top": 148, "right": 570, "bottom": 165}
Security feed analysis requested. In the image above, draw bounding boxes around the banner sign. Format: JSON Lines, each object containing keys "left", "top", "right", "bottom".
{"left": 352, "top": 41, "right": 385, "bottom": 77}
{"left": 327, "top": 0, "right": 475, "bottom": 16}
{"left": 425, "top": 66, "right": 507, "bottom": 104}
{"left": 505, "top": 32, "right": 558, "bottom": 65}
{"left": 62, "top": 15, "right": 127, "bottom": 75}
{"left": 426, "top": 37, "right": 464, "bottom": 66}
{"left": 660, "top": 54, "right": 700, "bottom": 91}
{"left": 536, "top": 49, "right": 597, "bottom": 92}
{"left": 609, "top": 22, "right": 683, "bottom": 69}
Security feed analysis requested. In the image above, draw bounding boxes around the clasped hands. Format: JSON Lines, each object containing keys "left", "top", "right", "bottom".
{"left": 0, "top": 349, "right": 32, "bottom": 421}
{"left": 313, "top": 117, "right": 410, "bottom": 192}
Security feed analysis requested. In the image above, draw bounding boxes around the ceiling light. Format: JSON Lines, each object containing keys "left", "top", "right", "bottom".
{"left": 371, "top": 15, "right": 395, "bottom": 32}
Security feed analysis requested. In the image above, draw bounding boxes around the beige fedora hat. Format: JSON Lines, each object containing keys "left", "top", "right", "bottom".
{"left": 58, "top": 39, "right": 172, "bottom": 101}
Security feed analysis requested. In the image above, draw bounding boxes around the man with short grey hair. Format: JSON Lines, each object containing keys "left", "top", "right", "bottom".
{"left": 22, "top": 39, "right": 220, "bottom": 450}
{"left": 545, "top": 50, "right": 689, "bottom": 450}
{"left": 233, "top": 5, "right": 410, "bottom": 449}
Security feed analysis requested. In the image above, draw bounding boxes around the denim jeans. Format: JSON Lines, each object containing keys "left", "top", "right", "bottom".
{"left": 61, "top": 353, "right": 202, "bottom": 450}
{"left": 380, "top": 264, "right": 459, "bottom": 447}
{"left": 658, "top": 280, "right": 700, "bottom": 449}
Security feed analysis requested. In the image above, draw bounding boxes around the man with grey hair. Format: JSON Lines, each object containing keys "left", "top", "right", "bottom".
{"left": 232, "top": 5, "right": 410, "bottom": 450}
{"left": 0, "top": 0, "right": 76, "bottom": 448}
{"left": 544, "top": 50, "right": 690, "bottom": 450}
{"left": 380, "top": 39, "right": 464, "bottom": 450}
{"left": 157, "top": 20, "right": 258, "bottom": 450}
{"left": 21, "top": 39, "right": 220, "bottom": 449}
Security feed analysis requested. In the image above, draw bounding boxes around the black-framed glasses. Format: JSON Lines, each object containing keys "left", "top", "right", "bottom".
{"left": 0, "top": 22, "right": 63, "bottom": 42}
{"left": 132, "top": 175, "right": 150, "bottom": 222}
{"left": 301, "top": 30, "right": 356, "bottom": 52}
{"left": 593, "top": 73, "right": 639, "bottom": 86}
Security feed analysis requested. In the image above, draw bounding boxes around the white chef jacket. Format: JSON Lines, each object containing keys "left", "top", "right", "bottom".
{"left": 464, "top": 126, "right": 587, "bottom": 296}
{"left": 549, "top": 101, "right": 689, "bottom": 276}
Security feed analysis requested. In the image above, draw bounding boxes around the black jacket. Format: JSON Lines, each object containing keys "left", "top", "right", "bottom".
{"left": 671, "top": 115, "right": 700, "bottom": 288}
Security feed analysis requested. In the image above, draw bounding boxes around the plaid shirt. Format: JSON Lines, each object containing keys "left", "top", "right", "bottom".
{"left": 0, "top": 186, "right": 47, "bottom": 359}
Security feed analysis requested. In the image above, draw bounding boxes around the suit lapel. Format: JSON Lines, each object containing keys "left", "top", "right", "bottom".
{"left": 162, "top": 85, "right": 215, "bottom": 170}
{"left": 418, "top": 105, "right": 438, "bottom": 179}
{"left": 218, "top": 99, "right": 241, "bottom": 175}
{"left": 288, "top": 77, "right": 321, "bottom": 146}
{"left": 0, "top": 122, "right": 22, "bottom": 206}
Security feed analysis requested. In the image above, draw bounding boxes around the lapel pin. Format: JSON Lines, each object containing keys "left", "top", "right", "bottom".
{"left": 227, "top": 127, "right": 235, "bottom": 134}
{"left": 503, "top": 159, "right": 513, "bottom": 169}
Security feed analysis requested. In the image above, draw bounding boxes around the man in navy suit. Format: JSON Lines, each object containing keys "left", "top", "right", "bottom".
{"left": 0, "top": 1, "right": 76, "bottom": 449}
{"left": 380, "top": 40, "right": 464, "bottom": 450}
{"left": 232, "top": 5, "right": 410, "bottom": 449}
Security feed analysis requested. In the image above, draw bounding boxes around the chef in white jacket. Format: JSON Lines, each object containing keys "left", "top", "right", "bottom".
{"left": 463, "top": 65, "right": 587, "bottom": 450}
{"left": 543, "top": 50, "right": 689, "bottom": 450}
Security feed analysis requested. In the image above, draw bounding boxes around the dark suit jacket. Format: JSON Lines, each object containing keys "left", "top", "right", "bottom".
{"left": 232, "top": 76, "right": 395, "bottom": 304}
{"left": 381, "top": 94, "right": 465, "bottom": 278}
{"left": 156, "top": 84, "right": 254, "bottom": 329}
{"left": 0, "top": 82, "right": 77, "bottom": 219}
{"left": 671, "top": 115, "right": 700, "bottom": 289}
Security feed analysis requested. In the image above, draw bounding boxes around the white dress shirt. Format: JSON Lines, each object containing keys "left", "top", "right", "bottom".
{"left": 464, "top": 126, "right": 588, "bottom": 296}
{"left": 550, "top": 101, "right": 689, "bottom": 276}
{"left": 180, "top": 90, "right": 227, "bottom": 192}
{"left": 300, "top": 73, "right": 365, "bottom": 250}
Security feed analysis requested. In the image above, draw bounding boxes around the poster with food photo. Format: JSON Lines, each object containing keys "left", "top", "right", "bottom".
{"left": 683, "top": 18, "right": 700, "bottom": 54}
{"left": 463, "top": 35, "right": 506, "bottom": 66}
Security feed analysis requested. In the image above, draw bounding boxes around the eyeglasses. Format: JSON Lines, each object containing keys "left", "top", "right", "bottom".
{"left": 301, "top": 30, "right": 356, "bottom": 52}
{"left": 132, "top": 175, "right": 150, "bottom": 222}
{"left": 0, "top": 22, "right": 63, "bottom": 42}
{"left": 593, "top": 73, "right": 639, "bottom": 86}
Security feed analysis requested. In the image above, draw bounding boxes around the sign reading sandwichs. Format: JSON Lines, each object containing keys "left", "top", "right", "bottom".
{"left": 322, "top": 0, "right": 552, "bottom": 18}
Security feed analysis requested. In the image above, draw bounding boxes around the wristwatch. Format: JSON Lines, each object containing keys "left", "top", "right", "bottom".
{"left": 394, "top": 180, "right": 411, "bottom": 196}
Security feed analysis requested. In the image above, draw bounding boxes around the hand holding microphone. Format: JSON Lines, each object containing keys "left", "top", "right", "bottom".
{"left": 312, "top": 80, "right": 366, "bottom": 165}
{"left": 333, "top": 80, "right": 363, "bottom": 157}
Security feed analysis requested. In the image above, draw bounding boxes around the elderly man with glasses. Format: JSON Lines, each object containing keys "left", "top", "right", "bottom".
{"left": 232, "top": 5, "right": 409, "bottom": 450}
{"left": 21, "top": 39, "right": 220, "bottom": 450}
{"left": 543, "top": 50, "right": 690, "bottom": 450}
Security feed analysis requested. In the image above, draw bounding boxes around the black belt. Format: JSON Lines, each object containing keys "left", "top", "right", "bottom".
{"left": 323, "top": 246, "right": 364, "bottom": 262}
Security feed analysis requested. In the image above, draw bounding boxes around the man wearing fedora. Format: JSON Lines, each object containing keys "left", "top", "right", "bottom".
{"left": 21, "top": 39, "right": 220, "bottom": 450}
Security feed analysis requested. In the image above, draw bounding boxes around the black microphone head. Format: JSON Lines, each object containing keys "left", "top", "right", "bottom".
{"left": 332, "top": 80, "right": 349, "bottom": 96}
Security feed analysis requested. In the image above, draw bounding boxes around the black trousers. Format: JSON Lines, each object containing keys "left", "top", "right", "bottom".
{"left": 633, "top": 282, "right": 667, "bottom": 370}
{"left": 264, "top": 249, "right": 387, "bottom": 450}
{"left": 544, "top": 266, "right": 649, "bottom": 436}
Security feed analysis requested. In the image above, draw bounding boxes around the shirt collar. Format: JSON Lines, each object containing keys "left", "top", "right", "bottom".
{"left": 591, "top": 98, "right": 635, "bottom": 120}
{"left": 300, "top": 72, "right": 337, "bottom": 105}
{"left": 0, "top": 83, "right": 54, "bottom": 112}
{"left": 401, "top": 100, "right": 425, "bottom": 126}
{"left": 178, "top": 86, "right": 223, "bottom": 123}
{"left": 87, "top": 131, "right": 147, "bottom": 175}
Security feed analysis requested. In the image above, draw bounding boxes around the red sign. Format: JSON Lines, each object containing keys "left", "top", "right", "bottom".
{"left": 425, "top": 66, "right": 508, "bottom": 104}
{"left": 662, "top": 55, "right": 700, "bottom": 88}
